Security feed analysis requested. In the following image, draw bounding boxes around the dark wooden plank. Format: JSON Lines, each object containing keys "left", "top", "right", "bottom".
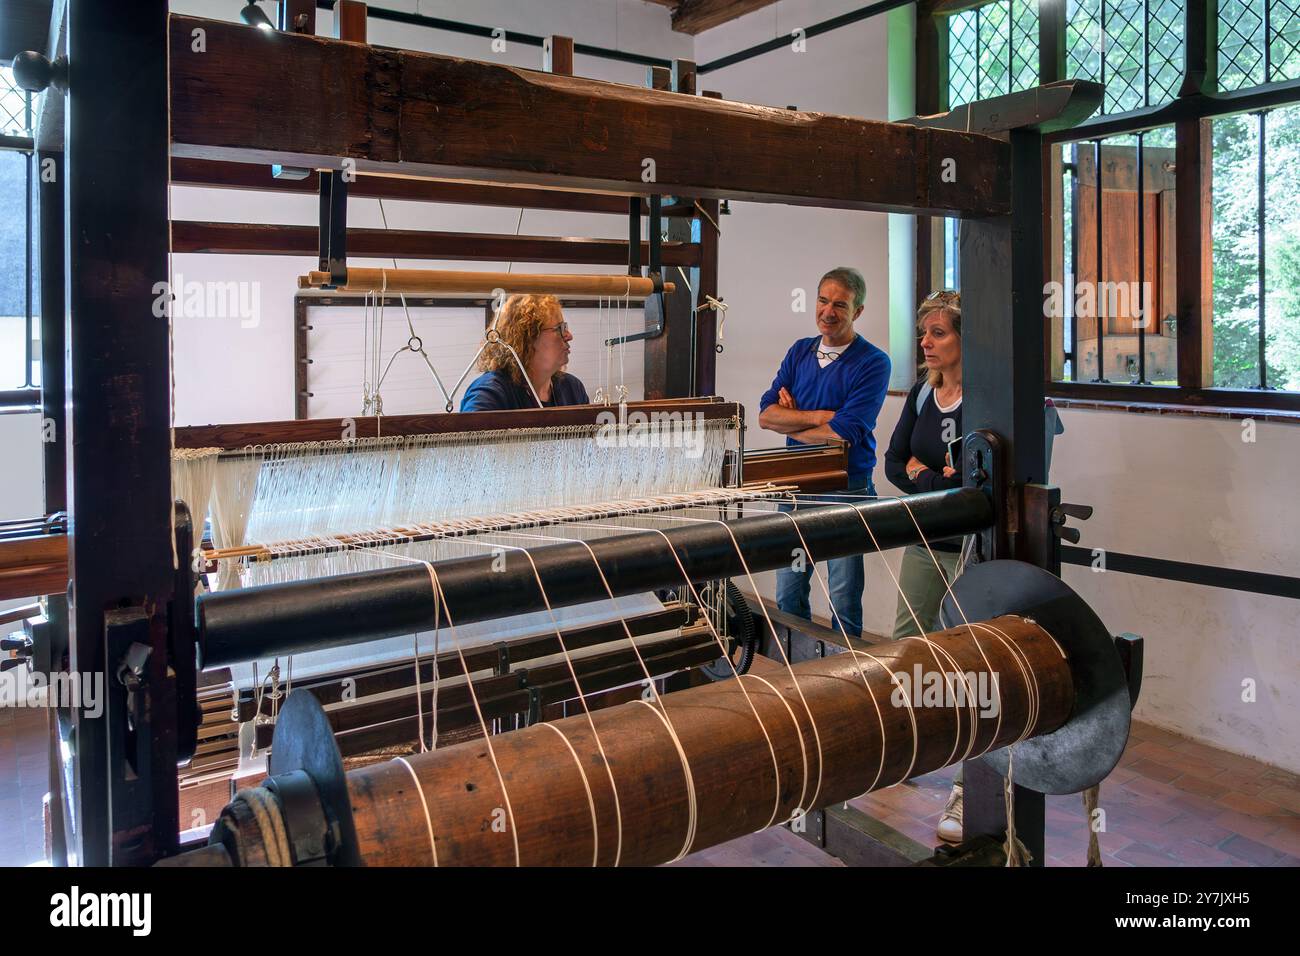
{"left": 169, "top": 220, "right": 702, "bottom": 265}
{"left": 65, "top": 0, "right": 177, "bottom": 867}
{"left": 168, "top": 15, "right": 1010, "bottom": 217}
{"left": 170, "top": 158, "right": 689, "bottom": 216}
{"left": 293, "top": 295, "right": 310, "bottom": 419}
{"left": 1175, "top": 117, "right": 1213, "bottom": 388}
{"left": 960, "top": 130, "right": 1048, "bottom": 491}
{"left": 672, "top": 0, "right": 778, "bottom": 35}
{"left": 278, "top": 0, "right": 315, "bottom": 34}
{"left": 39, "top": 149, "right": 65, "bottom": 515}
{"left": 174, "top": 399, "right": 740, "bottom": 449}
{"left": 1038, "top": 0, "right": 1066, "bottom": 86}
{"left": 334, "top": 0, "right": 366, "bottom": 41}
{"left": 819, "top": 803, "right": 935, "bottom": 867}
{"left": 544, "top": 34, "right": 574, "bottom": 76}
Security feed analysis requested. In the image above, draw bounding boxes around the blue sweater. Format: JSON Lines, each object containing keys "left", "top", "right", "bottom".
{"left": 759, "top": 334, "right": 891, "bottom": 485}
{"left": 460, "top": 370, "right": 589, "bottom": 412}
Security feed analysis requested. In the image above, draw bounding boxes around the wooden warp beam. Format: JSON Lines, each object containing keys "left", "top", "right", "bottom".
{"left": 173, "top": 399, "right": 738, "bottom": 449}
{"left": 297, "top": 268, "right": 675, "bottom": 297}
{"left": 334, "top": 615, "right": 1069, "bottom": 866}
{"left": 168, "top": 16, "right": 1009, "bottom": 217}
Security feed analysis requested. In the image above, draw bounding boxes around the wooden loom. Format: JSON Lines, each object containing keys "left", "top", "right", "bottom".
{"left": 23, "top": 0, "right": 1137, "bottom": 869}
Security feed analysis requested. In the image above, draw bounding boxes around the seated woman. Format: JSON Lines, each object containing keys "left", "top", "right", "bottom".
{"left": 460, "top": 294, "right": 590, "bottom": 411}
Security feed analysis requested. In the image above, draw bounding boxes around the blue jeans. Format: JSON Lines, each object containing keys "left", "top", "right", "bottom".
{"left": 774, "top": 482, "right": 872, "bottom": 638}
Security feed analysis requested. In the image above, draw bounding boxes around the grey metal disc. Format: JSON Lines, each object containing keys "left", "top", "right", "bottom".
{"left": 269, "top": 689, "right": 361, "bottom": 866}
{"left": 940, "top": 560, "right": 1130, "bottom": 795}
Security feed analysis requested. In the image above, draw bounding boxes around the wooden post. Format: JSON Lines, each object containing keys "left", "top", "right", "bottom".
{"left": 65, "top": 0, "right": 177, "bottom": 865}
{"left": 334, "top": 0, "right": 367, "bottom": 41}
{"left": 278, "top": 0, "right": 315, "bottom": 34}
{"left": 544, "top": 35, "right": 574, "bottom": 76}
{"left": 1175, "top": 117, "right": 1214, "bottom": 388}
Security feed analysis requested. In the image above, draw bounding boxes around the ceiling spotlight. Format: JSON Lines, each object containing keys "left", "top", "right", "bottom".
{"left": 240, "top": 1, "right": 275, "bottom": 31}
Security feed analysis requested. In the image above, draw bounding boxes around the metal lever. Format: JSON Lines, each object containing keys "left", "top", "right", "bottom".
{"left": 1050, "top": 501, "right": 1092, "bottom": 544}
{"left": 1, "top": 634, "right": 32, "bottom": 671}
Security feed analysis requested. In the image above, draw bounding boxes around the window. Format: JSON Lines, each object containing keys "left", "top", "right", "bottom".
{"left": 1218, "top": 0, "right": 1300, "bottom": 90}
{"left": 1, "top": 64, "right": 30, "bottom": 136}
{"left": 947, "top": 1, "right": 1040, "bottom": 108}
{"left": 923, "top": 0, "right": 1300, "bottom": 406}
{"left": 0, "top": 65, "right": 35, "bottom": 395}
{"left": 1051, "top": 127, "right": 1179, "bottom": 384}
{"left": 1212, "top": 104, "right": 1300, "bottom": 389}
{"left": 1065, "top": 0, "right": 1185, "bottom": 115}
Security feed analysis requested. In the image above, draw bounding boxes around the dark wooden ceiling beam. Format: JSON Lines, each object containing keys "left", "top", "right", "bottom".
{"left": 168, "top": 16, "right": 1009, "bottom": 218}
{"left": 671, "top": 0, "right": 779, "bottom": 35}
{"left": 170, "top": 220, "right": 701, "bottom": 265}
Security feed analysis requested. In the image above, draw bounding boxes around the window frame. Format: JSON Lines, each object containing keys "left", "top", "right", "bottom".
{"left": 0, "top": 62, "right": 37, "bottom": 412}
{"left": 918, "top": 0, "right": 1300, "bottom": 412}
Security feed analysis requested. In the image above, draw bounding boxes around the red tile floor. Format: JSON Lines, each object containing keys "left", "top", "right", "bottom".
{"left": 3, "top": 700, "right": 1297, "bottom": 867}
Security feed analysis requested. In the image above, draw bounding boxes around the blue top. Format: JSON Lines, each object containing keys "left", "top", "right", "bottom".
{"left": 758, "top": 334, "right": 891, "bottom": 485}
{"left": 460, "top": 370, "right": 590, "bottom": 412}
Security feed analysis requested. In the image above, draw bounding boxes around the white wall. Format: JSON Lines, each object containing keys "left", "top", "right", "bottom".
{"left": 1054, "top": 409, "right": 1300, "bottom": 773}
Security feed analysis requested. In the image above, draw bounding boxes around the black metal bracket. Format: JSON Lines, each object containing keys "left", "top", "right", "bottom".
{"left": 1115, "top": 632, "right": 1145, "bottom": 709}
{"left": 263, "top": 769, "right": 337, "bottom": 866}
{"left": 494, "top": 640, "right": 510, "bottom": 676}
{"left": 104, "top": 607, "right": 180, "bottom": 865}
{"left": 171, "top": 502, "right": 200, "bottom": 764}
{"left": 962, "top": 429, "right": 1006, "bottom": 563}
{"left": 266, "top": 690, "right": 361, "bottom": 866}
{"left": 319, "top": 170, "right": 349, "bottom": 288}
{"left": 608, "top": 194, "right": 666, "bottom": 346}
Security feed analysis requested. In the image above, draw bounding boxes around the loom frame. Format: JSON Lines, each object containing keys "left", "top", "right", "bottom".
{"left": 29, "top": 0, "right": 1132, "bottom": 868}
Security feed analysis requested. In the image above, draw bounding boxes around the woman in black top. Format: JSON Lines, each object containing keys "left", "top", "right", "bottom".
{"left": 885, "top": 291, "right": 965, "bottom": 637}
{"left": 884, "top": 290, "right": 966, "bottom": 843}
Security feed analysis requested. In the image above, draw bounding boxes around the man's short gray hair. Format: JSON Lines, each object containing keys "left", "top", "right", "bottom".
{"left": 818, "top": 267, "right": 866, "bottom": 311}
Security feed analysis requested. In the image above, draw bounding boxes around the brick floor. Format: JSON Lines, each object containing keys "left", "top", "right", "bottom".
{"left": 682, "top": 719, "right": 1300, "bottom": 867}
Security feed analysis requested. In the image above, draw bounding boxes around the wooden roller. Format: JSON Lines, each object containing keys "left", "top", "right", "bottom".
{"left": 213, "top": 614, "right": 1074, "bottom": 866}
{"left": 297, "top": 268, "right": 675, "bottom": 297}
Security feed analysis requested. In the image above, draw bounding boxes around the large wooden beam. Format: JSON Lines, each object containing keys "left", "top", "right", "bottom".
{"left": 671, "top": 0, "right": 778, "bottom": 35}
{"left": 170, "top": 221, "right": 701, "bottom": 265}
{"left": 168, "top": 16, "right": 1009, "bottom": 218}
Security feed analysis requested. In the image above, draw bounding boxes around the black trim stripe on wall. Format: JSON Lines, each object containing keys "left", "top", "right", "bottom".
{"left": 1061, "top": 545, "right": 1300, "bottom": 600}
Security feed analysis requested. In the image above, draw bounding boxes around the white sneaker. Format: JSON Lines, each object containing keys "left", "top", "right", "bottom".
{"left": 936, "top": 782, "right": 963, "bottom": 844}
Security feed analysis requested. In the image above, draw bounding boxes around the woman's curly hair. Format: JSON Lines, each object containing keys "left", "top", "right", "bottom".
{"left": 480, "top": 294, "right": 565, "bottom": 386}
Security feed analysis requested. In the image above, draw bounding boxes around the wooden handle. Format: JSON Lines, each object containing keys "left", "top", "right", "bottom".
{"left": 298, "top": 268, "right": 674, "bottom": 297}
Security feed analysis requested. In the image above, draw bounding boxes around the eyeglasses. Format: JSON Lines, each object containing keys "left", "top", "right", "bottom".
{"left": 923, "top": 290, "right": 960, "bottom": 304}
{"left": 541, "top": 322, "right": 571, "bottom": 336}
